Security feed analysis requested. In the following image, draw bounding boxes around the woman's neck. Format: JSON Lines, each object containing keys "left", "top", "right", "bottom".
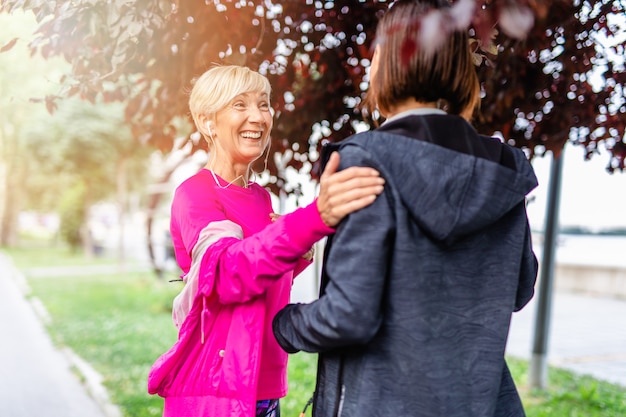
{"left": 206, "top": 158, "right": 250, "bottom": 188}
{"left": 383, "top": 98, "right": 437, "bottom": 119}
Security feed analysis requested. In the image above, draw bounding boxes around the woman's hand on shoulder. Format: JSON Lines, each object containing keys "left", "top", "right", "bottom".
{"left": 317, "top": 152, "right": 384, "bottom": 227}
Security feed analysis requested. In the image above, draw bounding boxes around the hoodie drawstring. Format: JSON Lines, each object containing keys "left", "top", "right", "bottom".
{"left": 201, "top": 296, "right": 207, "bottom": 344}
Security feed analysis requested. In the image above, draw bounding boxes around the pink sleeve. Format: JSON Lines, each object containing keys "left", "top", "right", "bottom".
{"left": 171, "top": 174, "right": 333, "bottom": 304}
{"left": 210, "top": 200, "right": 334, "bottom": 304}
{"left": 293, "top": 257, "right": 314, "bottom": 279}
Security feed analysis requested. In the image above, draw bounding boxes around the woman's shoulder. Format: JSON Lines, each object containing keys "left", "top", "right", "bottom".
{"left": 340, "top": 128, "right": 401, "bottom": 149}
{"left": 247, "top": 182, "right": 272, "bottom": 207}
{"left": 331, "top": 133, "right": 386, "bottom": 170}
{"left": 176, "top": 169, "right": 213, "bottom": 193}
{"left": 247, "top": 180, "right": 267, "bottom": 191}
{"left": 172, "top": 170, "right": 218, "bottom": 208}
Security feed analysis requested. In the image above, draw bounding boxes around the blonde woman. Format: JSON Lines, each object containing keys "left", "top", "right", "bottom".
{"left": 148, "top": 65, "right": 385, "bottom": 417}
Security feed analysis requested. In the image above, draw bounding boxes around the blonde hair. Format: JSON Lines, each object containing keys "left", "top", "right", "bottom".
{"left": 189, "top": 65, "right": 272, "bottom": 142}
{"left": 366, "top": 0, "right": 480, "bottom": 119}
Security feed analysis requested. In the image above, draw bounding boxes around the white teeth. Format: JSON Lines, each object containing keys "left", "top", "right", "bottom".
{"left": 241, "top": 132, "right": 262, "bottom": 139}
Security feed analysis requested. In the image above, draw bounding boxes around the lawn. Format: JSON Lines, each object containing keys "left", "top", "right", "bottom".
{"left": 5, "top": 245, "right": 626, "bottom": 417}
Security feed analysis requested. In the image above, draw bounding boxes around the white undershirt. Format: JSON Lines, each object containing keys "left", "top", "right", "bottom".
{"left": 382, "top": 108, "right": 447, "bottom": 125}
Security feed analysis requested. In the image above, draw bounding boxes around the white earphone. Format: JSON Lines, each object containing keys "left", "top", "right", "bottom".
{"left": 206, "top": 121, "right": 214, "bottom": 137}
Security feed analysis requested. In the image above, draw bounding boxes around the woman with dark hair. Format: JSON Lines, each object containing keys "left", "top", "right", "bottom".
{"left": 272, "top": 1, "right": 538, "bottom": 416}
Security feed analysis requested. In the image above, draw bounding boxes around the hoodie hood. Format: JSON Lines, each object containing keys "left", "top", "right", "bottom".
{"left": 337, "top": 116, "right": 538, "bottom": 244}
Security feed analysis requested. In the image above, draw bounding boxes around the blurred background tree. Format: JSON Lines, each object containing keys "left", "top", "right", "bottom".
{"left": 0, "top": 11, "right": 153, "bottom": 262}
{"left": 0, "top": 11, "right": 66, "bottom": 247}
{"left": 1, "top": 0, "right": 624, "bottom": 271}
{"left": 474, "top": 0, "right": 625, "bottom": 171}
{"left": 25, "top": 98, "right": 153, "bottom": 258}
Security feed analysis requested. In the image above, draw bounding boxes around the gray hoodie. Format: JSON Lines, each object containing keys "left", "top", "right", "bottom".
{"left": 273, "top": 112, "right": 538, "bottom": 417}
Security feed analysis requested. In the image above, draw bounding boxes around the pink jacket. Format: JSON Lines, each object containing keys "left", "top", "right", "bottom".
{"left": 148, "top": 187, "right": 333, "bottom": 417}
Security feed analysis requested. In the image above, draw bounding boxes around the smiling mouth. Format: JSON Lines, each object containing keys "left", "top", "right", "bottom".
{"left": 241, "top": 131, "right": 262, "bottom": 139}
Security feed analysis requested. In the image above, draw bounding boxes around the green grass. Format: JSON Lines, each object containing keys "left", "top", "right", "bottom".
{"left": 508, "top": 359, "right": 626, "bottom": 417}
{"left": 8, "top": 241, "right": 118, "bottom": 267}
{"left": 23, "top": 270, "right": 179, "bottom": 417}
{"left": 4, "top": 245, "right": 626, "bottom": 417}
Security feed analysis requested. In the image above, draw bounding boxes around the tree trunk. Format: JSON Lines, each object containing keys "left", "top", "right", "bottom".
{"left": 81, "top": 183, "right": 94, "bottom": 258}
{"left": 146, "top": 160, "right": 186, "bottom": 278}
{"left": 116, "top": 157, "right": 128, "bottom": 270}
{"left": 0, "top": 159, "right": 6, "bottom": 245}
{"left": 0, "top": 180, "right": 20, "bottom": 246}
{"left": 0, "top": 137, "right": 24, "bottom": 247}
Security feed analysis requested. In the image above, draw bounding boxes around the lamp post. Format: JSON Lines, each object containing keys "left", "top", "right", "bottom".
{"left": 529, "top": 149, "right": 564, "bottom": 389}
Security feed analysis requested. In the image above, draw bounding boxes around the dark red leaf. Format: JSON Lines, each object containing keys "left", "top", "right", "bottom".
{"left": 0, "top": 37, "right": 18, "bottom": 53}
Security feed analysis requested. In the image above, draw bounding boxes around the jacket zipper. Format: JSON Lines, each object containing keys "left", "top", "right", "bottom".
{"left": 331, "top": 354, "right": 345, "bottom": 417}
{"left": 336, "top": 384, "right": 346, "bottom": 417}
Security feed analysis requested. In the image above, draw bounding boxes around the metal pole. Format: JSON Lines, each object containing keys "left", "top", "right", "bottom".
{"left": 529, "top": 150, "right": 564, "bottom": 389}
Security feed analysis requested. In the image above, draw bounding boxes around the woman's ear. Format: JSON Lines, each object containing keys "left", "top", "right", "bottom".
{"left": 198, "top": 115, "right": 214, "bottom": 138}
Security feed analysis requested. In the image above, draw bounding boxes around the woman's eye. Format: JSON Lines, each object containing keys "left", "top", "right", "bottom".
{"left": 233, "top": 102, "right": 246, "bottom": 109}
{"left": 259, "top": 102, "right": 270, "bottom": 110}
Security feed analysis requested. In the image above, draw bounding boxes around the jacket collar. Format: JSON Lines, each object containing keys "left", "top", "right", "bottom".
{"left": 382, "top": 108, "right": 447, "bottom": 125}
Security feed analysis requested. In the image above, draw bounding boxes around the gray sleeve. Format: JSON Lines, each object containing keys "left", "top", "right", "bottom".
{"left": 273, "top": 145, "right": 394, "bottom": 353}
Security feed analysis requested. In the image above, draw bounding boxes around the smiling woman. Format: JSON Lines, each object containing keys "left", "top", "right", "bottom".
{"left": 146, "top": 64, "right": 386, "bottom": 417}
{"left": 189, "top": 66, "right": 274, "bottom": 189}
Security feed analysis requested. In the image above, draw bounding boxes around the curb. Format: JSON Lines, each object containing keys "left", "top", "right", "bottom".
{"left": 63, "top": 348, "right": 123, "bottom": 417}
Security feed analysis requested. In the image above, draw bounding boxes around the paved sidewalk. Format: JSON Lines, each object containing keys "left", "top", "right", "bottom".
{"left": 0, "top": 253, "right": 117, "bottom": 417}
{"left": 506, "top": 289, "right": 626, "bottom": 387}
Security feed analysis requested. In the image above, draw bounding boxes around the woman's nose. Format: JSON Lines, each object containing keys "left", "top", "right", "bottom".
{"left": 247, "top": 106, "right": 265, "bottom": 123}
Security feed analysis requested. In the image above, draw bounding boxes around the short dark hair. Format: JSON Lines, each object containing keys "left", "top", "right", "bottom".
{"left": 366, "top": 0, "right": 480, "bottom": 118}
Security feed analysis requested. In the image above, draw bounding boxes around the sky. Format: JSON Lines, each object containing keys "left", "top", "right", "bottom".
{"left": 526, "top": 143, "right": 626, "bottom": 231}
